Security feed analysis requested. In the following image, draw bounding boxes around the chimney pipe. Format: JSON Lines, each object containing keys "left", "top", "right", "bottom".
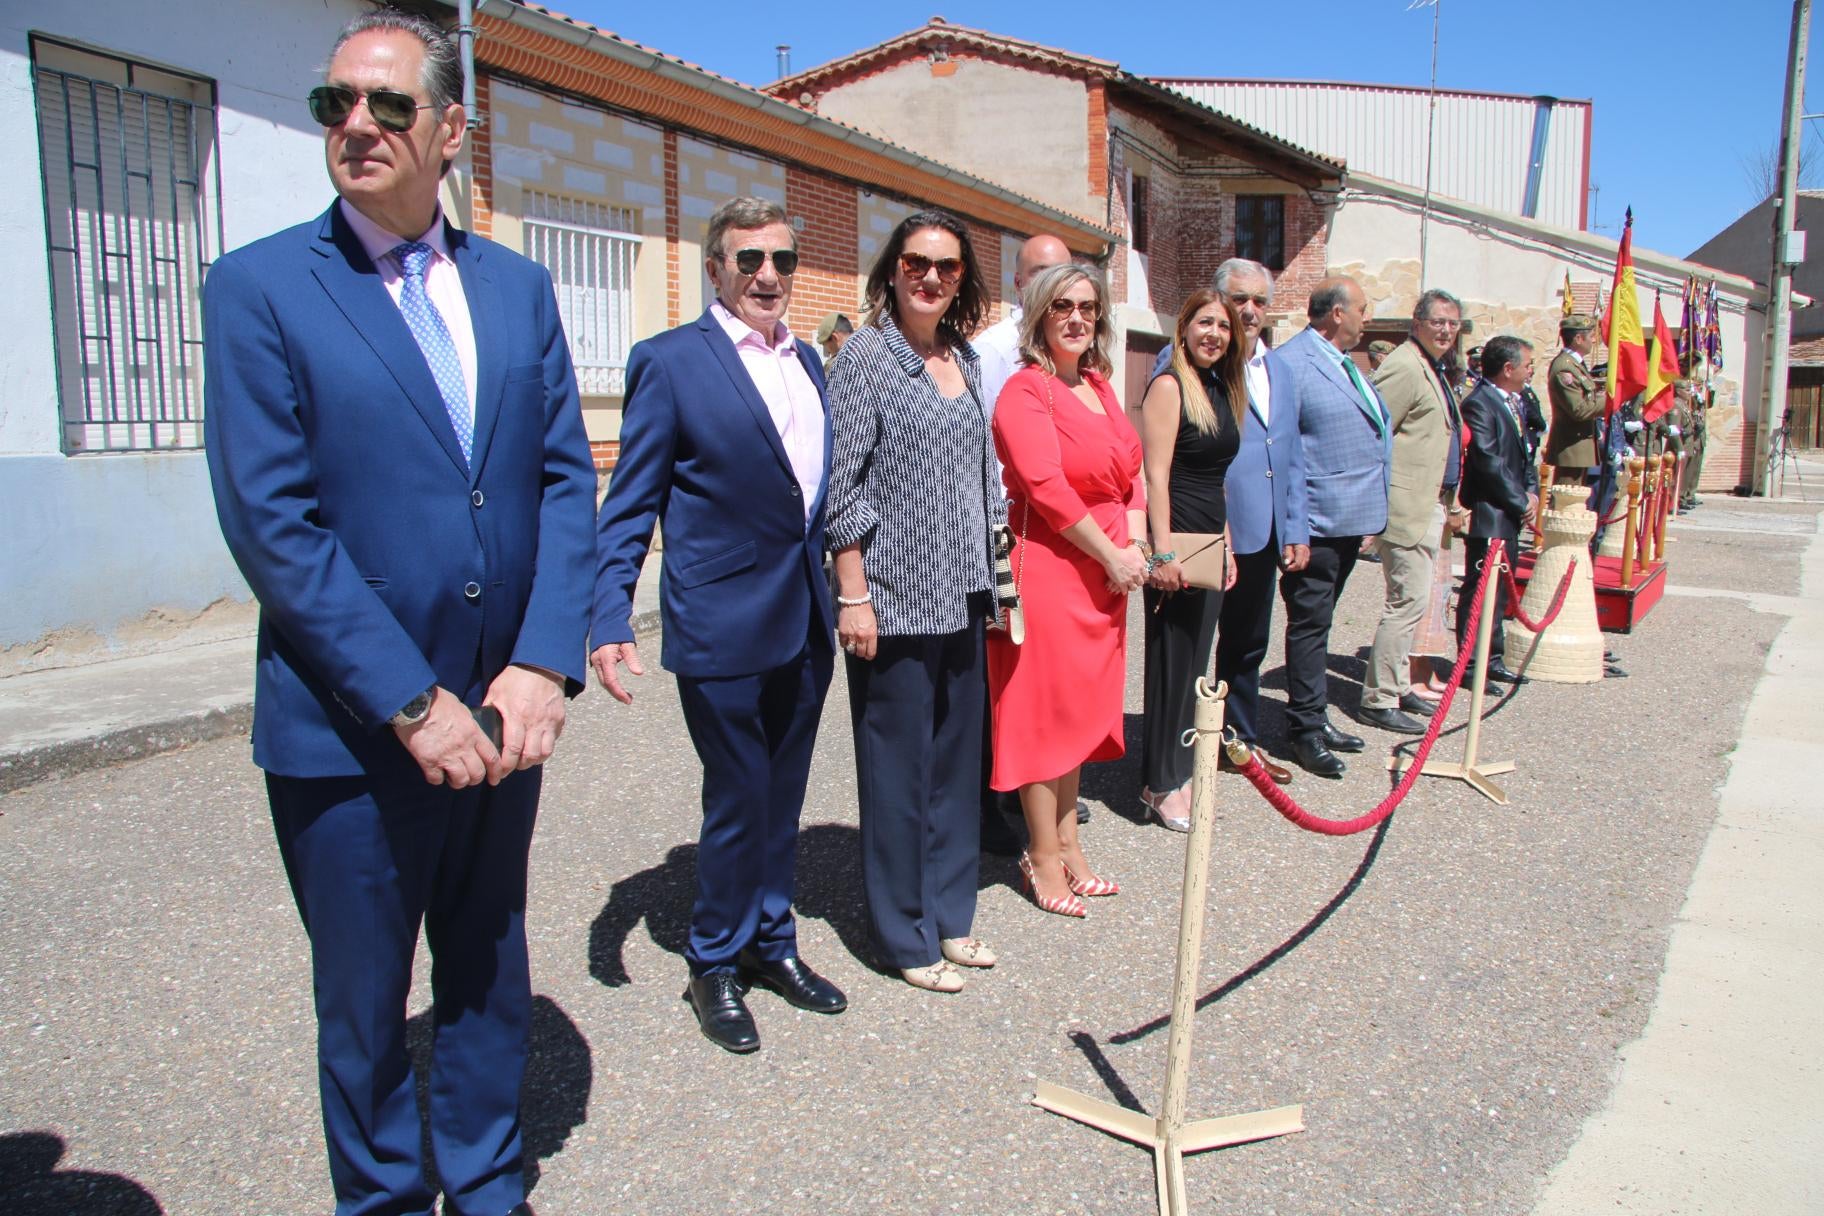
{"left": 776, "top": 44, "right": 791, "bottom": 78}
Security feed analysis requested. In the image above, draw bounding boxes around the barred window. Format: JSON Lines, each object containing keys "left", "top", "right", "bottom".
{"left": 522, "top": 192, "right": 641, "bottom": 397}
{"left": 1130, "top": 173, "right": 1149, "bottom": 255}
{"left": 32, "top": 38, "right": 221, "bottom": 453}
{"left": 1234, "top": 195, "right": 1285, "bottom": 272}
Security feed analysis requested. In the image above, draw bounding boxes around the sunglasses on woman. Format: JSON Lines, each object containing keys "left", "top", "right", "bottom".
{"left": 730, "top": 248, "right": 799, "bottom": 276}
{"left": 308, "top": 85, "right": 435, "bottom": 134}
{"left": 1047, "top": 298, "right": 1101, "bottom": 321}
{"left": 898, "top": 253, "right": 965, "bottom": 283}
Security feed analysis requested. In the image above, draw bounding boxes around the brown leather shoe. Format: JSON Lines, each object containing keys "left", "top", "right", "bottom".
{"left": 1218, "top": 750, "right": 1292, "bottom": 785}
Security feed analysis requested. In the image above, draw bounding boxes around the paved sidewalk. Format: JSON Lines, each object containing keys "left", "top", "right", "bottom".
{"left": 0, "top": 553, "right": 663, "bottom": 794}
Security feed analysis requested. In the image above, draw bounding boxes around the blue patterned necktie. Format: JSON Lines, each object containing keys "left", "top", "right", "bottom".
{"left": 391, "top": 241, "right": 473, "bottom": 464}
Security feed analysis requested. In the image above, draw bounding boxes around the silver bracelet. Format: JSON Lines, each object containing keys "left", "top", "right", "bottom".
{"left": 836, "top": 591, "right": 872, "bottom": 606}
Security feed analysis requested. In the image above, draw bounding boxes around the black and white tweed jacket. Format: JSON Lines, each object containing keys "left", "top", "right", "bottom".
{"left": 824, "top": 313, "right": 1007, "bottom": 636}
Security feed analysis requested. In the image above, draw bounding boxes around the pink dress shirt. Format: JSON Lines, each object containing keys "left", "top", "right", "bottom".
{"left": 339, "top": 198, "right": 478, "bottom": 417}
{"left": 710, "top": 301, "right": 825, "bottom": 525}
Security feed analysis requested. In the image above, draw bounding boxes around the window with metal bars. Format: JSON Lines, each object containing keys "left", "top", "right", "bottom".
{"left": 1234, "top": 195, "right": 1285, "bottom": 272}
{"left": 522, "top": 192, "right": 641, "bottom": 398}
{"left": 31, "top": 38, "right": 221, "bottom": 453}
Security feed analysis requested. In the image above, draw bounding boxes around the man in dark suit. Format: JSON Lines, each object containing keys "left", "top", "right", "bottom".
{"left": 592, "top": 197, "right": 845, "bottom": 1054}
{"left": 1273, "top": 277, "right": 1392, "bottom": 777}
{"left": 1456, "top": 335, "right": 1539, "bottom": 683}
{"left": 203, "top": 13, "right": 594, "bottom": 1215}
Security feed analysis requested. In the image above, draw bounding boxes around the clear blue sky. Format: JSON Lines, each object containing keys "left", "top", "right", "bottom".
{"left": 549, "top": 0, "right": 1812, "bottom": 260}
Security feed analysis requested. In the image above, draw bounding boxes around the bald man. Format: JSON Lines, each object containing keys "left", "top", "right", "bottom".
{"left": 975, "top": 233, "right": 1071, "bottom": 406}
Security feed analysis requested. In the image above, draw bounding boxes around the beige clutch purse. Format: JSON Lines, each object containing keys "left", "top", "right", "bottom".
{"left": 1176, "top": 532, "right": 1228, "bottom": 590}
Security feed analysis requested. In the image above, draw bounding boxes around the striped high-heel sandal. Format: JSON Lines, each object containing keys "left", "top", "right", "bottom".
{"left": 1017, "top": 853, "right": 1086, "bottom": 919}
{"left": 1061, "top": 858, "right": 1120, "bottom": 898}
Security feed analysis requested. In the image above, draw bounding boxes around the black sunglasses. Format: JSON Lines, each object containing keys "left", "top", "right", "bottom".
{"left": 730, "top": 248, "right": 798, "bottom": 276}
{"left": 308, "top": 85, "right": 435, "bottom": 134}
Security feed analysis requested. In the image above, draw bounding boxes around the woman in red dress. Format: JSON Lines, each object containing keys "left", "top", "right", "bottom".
{"left": 989, "top": 264, "right": 1148, "bottom": 918}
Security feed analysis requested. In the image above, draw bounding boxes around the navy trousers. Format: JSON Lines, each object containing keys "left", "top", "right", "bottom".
{"left": 674, "top": 640, "right": 833, "bottom": 975}
{"left": 1214, "top": 532, "right": 1280, "bottom": 745}
{"left": 267, "top": 767, "right": 539, "bottom": 1216}
{"left": 847, "top": 621, "right": 984, "bottom": 969}
{"left": 1279, "top": 535, "right": 1362, "bottom": 739}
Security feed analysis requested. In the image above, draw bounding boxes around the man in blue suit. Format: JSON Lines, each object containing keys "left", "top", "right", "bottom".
{"left": 591, "top": 197, "right": 845, "bottom": 1054}
{"left": 203, "top": 13, "right": 594, "bottom": 1215}
{"left": 1272, "top": 277, "right": 1392, "bottom": 777}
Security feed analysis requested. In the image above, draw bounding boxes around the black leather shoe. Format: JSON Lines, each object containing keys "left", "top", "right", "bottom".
{"left": 1219, "top": 749, "right": 1293, "bottom": 785}
{"left": 1359, "top": 706, "right": 1425, "bottom": 735}
{"left": 1290, "top": 734, "right": 1346, "bottom": 778}
{"left": 1463, "top": 671, "right": 1508, "bottom": 695}
{"left": 1319, "top": 720, "right": 1365, "bottom": 753}
{"left": 685, "top": 973, "right": 759, "bottom": 1053}
{"left": 1399, "top": 692, "right": 1440, "bottom": 715}
{"left": 1484, "top": 660, "right": 1526, "bottom": 685}
{"left": 1076, "top": 797, "right": 1092, "bottom": 825}
{"left": 1605, "top": 662, "right": 1629, "bottom": 678}
{"left": 737, "top": 951, "right": 847, "bottom": 1014}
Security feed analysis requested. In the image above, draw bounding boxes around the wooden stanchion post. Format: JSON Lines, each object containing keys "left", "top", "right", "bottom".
{"left": 1389, "top": 544, "right": 1515, "bottom": 804}
{"left": 1621, "top": 458, "right": 1644, "bottom": 589}
{"left": 1654, "top": 452, "right": 1675, "bottom": 556}
{"left": 1533, "top": 463, "right": 1553, "bottom": 551}
{"left": 1033, "top": 679, "right": 1303, "bottom": 1216}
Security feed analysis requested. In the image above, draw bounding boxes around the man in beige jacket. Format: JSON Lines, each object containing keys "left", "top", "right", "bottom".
{"left": 1359, "top": 289, "right": 1468, "bottom": 734}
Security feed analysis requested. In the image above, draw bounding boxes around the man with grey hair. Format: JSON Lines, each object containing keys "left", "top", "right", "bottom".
{"left": 1358, "top": 288, "right": 1468, "bottom": 735}
{"left": 593, "top": 196, "right": 846, "bottom": 1054}
{"left": 205, "top": 10, "right": 596, "bottom": 1214}
{"left": 1272, "top": 276, "right": 1390, "bottom": 777}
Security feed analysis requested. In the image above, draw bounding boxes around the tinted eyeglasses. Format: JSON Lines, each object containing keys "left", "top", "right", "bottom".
{"left": 730, "top": 248, "right": 798, "bottom": 276}
{"left": 898, "top": 253, "right": 965, "bottom": 283}
{"left": 1227, "top": 292, "right": 1271, "bottom": 309}
{"left": 1047, "top": 298, "right": 1101, "bottom": 321}
{"left": 308, "top": 85, "right": 435, "bottom": 134}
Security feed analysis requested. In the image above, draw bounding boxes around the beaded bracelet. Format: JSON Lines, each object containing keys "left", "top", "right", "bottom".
{"left": 836, "top": 591, "right": 872, "bottom": 606}
{"left": 1147, "top": 551, "right": 1177, "bottom": 570}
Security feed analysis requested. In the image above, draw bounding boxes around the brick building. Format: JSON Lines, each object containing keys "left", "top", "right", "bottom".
{"left": 446, "top": 4, "right": 1113, "bottom": 477}
{"left": 765, "top": 18, "right": 1346, "bottom": 404}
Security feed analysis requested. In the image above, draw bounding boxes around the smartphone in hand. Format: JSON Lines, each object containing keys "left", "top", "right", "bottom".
{"left": 471, "top": 706, "right": 504, "bottom": 751}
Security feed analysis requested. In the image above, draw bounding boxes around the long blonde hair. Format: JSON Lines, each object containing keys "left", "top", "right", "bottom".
{"left": 1016, "top": 264, "right": 1113, "bottom": 378}
{"left": 1167, "top": 290, "right": 1248, "bottom": 434}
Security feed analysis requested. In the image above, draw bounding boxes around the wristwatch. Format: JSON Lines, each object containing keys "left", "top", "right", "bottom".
{"left": 389, "top": 687, "right": 435, "bottom": 728}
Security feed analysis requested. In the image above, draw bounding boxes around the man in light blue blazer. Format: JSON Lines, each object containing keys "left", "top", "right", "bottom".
{"left": 592, "top": 197, "right": 845, "bottom": 1055}
{"left": 1272, "top": 276, "right": 1392, "bottom": 777}
{"left": 203, "top": 13, "right": 595, "bottom": 1215}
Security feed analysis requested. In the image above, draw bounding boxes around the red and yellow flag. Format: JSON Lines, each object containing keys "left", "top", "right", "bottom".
{"left": 1642, "top": 294, "right": 1681, "bottom": 422}
{"left": 1601, "top": 208, "right": 1649, "bottom": 411}
{"left": 1562, "top": 269, "right": 1575, "bottom": 318}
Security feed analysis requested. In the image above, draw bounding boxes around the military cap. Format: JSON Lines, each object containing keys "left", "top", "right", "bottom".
{"left": 1560, "top": 313, "right": 1598, "bottom": 334}
{"left": 814, "top": 312, "right": 852, "bottom": 346}
{"left": 1367, "top": 340, "right": 1395, "bottom": 358}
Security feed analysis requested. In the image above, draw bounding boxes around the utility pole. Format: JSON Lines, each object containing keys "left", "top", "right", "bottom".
{"left": 1755, "top": 0, "right": 1811, "bottom": 495}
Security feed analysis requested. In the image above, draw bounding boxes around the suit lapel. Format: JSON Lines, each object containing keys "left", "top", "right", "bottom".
{"left": 697, "top": 311, "right": 794, "bottom": 478}
{"left": 453, "top": 228, "right": 506, "bottom": 483}
{"left": 797, "top": 338, "right": 832, "bottom": 525}
{"left": 310, "top": 207, "right": 469, "bottom": 477}
{"left": 1308, "top": 336, "right": 1383, "bottom": 434}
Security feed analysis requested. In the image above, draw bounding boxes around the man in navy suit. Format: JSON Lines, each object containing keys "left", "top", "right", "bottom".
{"left": 203, "top": 13, "right": 593, "bottom": 1216}
{"left": 591, "top": 197, "right": 845, "bottom": 1054}
{"left": 1456, "top": 336, "right": 1539, "bottom": 683}
{"left": 1272, "top": 277, "right": 1392, "bottom": 778}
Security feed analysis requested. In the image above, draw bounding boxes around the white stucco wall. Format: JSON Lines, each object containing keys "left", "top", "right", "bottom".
{"left": 0, "top": 0, "right": 366, "bottom": 659}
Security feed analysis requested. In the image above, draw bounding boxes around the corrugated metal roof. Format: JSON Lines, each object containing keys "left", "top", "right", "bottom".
{"left": 1155, "top": 78, "right": 1590, "bottom": 230}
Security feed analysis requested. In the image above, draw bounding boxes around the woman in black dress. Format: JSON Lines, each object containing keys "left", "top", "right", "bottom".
{"left": 1138, "top": 291, "right": 1246, "bottom": 830}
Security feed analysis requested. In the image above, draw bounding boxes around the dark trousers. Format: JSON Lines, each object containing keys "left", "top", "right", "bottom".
{"left": 1214, "top": 534, "right": 1280, "bottom": 744}
{"left": 1456, "top": 522, "right": 1519, "bottom": 656}
{"left": 848, "top": 619, "right": 985, "bottom": 968}
{"left": 1142, "top": 583, "right": 1223, "bottom": 792}
{"left": 675, "top": 639, "right": 834, "bottom": 976}
{"left": 1278, "top": 535, "right": 1361, "bottom": 739}
{"left": 267, "top": 767, "right": 540, "bottom": 1216}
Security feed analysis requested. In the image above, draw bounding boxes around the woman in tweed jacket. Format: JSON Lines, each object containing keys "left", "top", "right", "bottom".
{"left": 824, "top": 211, "right": 1006, "bottom": 994}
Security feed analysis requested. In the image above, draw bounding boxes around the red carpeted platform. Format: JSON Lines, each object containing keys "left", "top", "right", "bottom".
{"left": 1510, "top": 549, "right": 1665, "bottom": 633}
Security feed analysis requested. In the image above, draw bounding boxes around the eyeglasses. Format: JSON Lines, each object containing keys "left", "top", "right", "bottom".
{"left": 730, "top": 247, "right": 799, "bottom": 276}
{"left": 1419, "top": 316, "right": 1462, "bottom": 330}
{"left": 898, "top": 253, "right": 964, "bottom": 283}
{"left": 1227, "top": 293, "right": 1270, "bottom": 309}
{"left": 1047, "top": 298, "right": 1101, "bottom": 321}
{"left": 308, "top": 85, "right": 435, "bottom": 134}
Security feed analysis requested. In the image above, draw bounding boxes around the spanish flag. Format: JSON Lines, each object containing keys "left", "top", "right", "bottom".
{"left": 1601, "top": 209, "right": 1649, "bottom": 411}
{"left": 1642, "top": 293, "right": 1681, "bottom": 423}
{"left": 1563, "top": 269, "right": 1575, "bottom": 318}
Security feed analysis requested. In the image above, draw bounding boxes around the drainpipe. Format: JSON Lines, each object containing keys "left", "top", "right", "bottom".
{"left": 1521, "top": 97, "right": 1555, "bottom": 219}
{"left": 458, "top": 0, "right": 478, "bottom": 130}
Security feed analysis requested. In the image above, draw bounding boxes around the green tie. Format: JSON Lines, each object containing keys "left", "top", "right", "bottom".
{"left": 1342, "top": 356, "right": 1385, "bottom": 437}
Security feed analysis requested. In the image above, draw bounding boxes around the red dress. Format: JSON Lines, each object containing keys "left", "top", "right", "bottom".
{"left": 988, "top": 366, "right": 1146, "bottom": 790}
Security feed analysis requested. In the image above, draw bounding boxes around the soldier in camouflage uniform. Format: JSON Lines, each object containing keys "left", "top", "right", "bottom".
{"left": 1544, "top": 314, "right": 1605, "bottom": 483}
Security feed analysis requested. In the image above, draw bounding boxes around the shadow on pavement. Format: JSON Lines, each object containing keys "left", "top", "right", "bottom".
{"left": 0, "top": 1130, "right": 162, "bottom": 1215}
{"left": 407, "top": 994, "right": 592, "bottom": 1196}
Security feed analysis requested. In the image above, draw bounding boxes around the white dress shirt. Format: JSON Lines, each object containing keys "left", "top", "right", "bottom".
{"left": 710, "top": 301, "right": 825, "bottom": 524}
{"left": 1244, "top": 340, "right": 1271, "bottom": 422}
{"left": 973, "top": 307, "right": 1023, "bottom": 410}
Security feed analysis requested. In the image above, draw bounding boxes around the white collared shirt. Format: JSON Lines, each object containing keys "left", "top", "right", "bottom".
{"left": 1245, "top": 341, "right": 1271, "bottom": 422}
{"left": 339, "top": 198, "right": 477, "bottom": 414}
{"left": 973, "top": 306, "right": 1024, "bottom": 410}
{"left": 710, "top": 301, "right": 825, "bottom": 524}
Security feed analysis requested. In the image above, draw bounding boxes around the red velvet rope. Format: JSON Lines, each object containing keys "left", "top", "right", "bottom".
{"left": 1501, "top": 556, "right": 1577, "bottom": 634}
{"left": 1226, "top": 538, "right": 1500, "bottom": 835}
